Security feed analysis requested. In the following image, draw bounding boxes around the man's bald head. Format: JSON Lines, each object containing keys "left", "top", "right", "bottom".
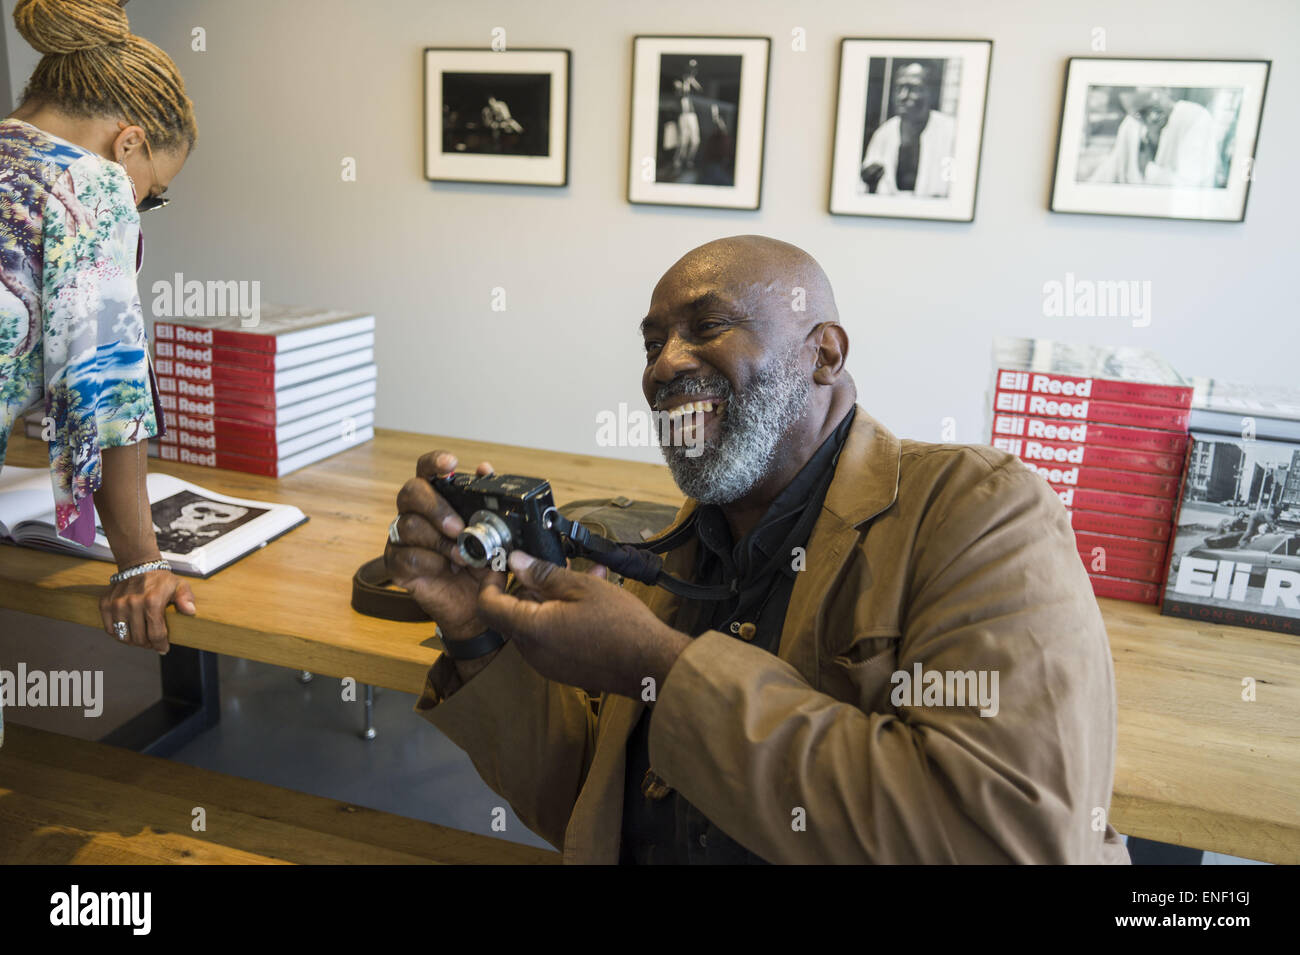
{"left": 641, "top": 235, "right": 855, "bottom": 507}
{"left": 650, "top": 234, "right": 839, "bottom": 331}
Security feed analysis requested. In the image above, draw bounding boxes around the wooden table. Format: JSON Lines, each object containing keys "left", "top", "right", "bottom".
{"left": 1, "top": 430, "right": 1297, "bottom": 864}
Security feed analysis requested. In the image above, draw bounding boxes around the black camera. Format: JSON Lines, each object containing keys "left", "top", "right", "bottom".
{"left": 433, "top": 472, "right": 568, "bottom": 568}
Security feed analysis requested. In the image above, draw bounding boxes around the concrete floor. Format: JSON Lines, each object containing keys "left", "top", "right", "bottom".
{"left": 0, "top": 607, "right": 1265, "bottom": 864}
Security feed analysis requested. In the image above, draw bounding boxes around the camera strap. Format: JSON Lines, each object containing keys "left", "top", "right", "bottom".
{"left": 550, "top": 462, "right": 832, "bottom": 604}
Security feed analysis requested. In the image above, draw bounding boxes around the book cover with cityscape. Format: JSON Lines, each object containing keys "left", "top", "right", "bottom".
{"left": 1162, "top": 433, "right": 1300, "bottom": 634}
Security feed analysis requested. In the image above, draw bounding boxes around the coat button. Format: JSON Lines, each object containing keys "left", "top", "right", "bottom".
{"left": 737, "top": 622, "right": 757, "bottom": 641}
{"left": 699, "top": 833, "right": 709, "bottom": 848}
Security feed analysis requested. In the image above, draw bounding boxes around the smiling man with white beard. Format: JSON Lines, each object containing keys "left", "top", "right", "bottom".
{"left": 387, "top": 235, "right": 1129, "bottom": 864}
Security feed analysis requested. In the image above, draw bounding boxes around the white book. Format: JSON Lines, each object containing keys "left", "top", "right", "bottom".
{"left": 278, "top": 412, "right": 375, "bottom": 458}
{"left": 272, "top": 348, "right": 374, "bottom": 389}
{"left": 0, "top": 467, "right": 307, "bottom": 578}
{"left": 276, "top": 426, "right": 375, "bottom": 476}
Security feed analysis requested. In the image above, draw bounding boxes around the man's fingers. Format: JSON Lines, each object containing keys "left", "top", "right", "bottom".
{"left": 506, "top": 551, "right": 587, "bottom": 600}
{"left": 397, "top": 477, "right": 464, "bottom": 538}
{"left": 415, "top": 450, "right": 458, "bottom": 479}
{"left": 476, "top": 573, "right": 542, "bottom": 635}
{"left": 384, "top": 540, "right": 451, "bottom": 584}
{"left": 390, "top": 512, "right": 453, "bottom": 554}
{"left": 99, "top": 595, "right": 116, "bottom": 639}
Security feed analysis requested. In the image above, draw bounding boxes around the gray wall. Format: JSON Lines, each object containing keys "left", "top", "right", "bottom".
{"left": 5, "top": 0, "right": 1296, "bottom": 462}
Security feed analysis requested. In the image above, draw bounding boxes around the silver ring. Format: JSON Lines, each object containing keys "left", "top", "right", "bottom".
{"left": 388, "top": 516, "right": 403, "bottom": 546}
{"left": 113, "top": 621, "right": 129, "bottom": 641}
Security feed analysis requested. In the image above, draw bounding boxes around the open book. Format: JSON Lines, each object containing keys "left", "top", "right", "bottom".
{"left": 0, "top": 466, "right": 308, "bottom": 578}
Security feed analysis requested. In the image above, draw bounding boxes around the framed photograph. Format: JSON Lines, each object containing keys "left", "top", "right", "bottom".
{"left": 627, "top": 35, "right": 771, "bottom": 210}
{"left": 829, "top": 38, "right": 992, "bottom": 221}
{"left": 424, "top": 48, "right": 570, "bottom": 186}
{"left": 1050, "top": 57, "right": 1271, "bottom": 222}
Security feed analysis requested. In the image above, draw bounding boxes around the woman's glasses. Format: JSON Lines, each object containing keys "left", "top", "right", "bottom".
{"left": 136, "top": 136, "right": 171, "bottom": 213}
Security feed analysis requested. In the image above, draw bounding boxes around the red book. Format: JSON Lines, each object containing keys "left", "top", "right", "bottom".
{"left": 1022, "top": 461, "right": 1179, "bottom": 498}
{"left": 1076, "top": 549, "right": 1166, "bottom": 584}
{"left": 991, "top": 436, "right": 1183, "bottom": 475}
{"left": 159, "top": 443, "right": 280, "bottom": 475}
{"left": 1052, "top": 485, "right": 1174, "bottom": 520}
{"left": 157, "top": 426, "right": 374, "bottom": 477}
{"left": 157, "top": 365, "right": 376, "bottom": 424}
{"left": 158, "top": 412, "right": 374, "bottom": 459}
{"left": 993, "top": 389, "right": 1189, "bottom": 433}
{"left": 991, "top": 414, "right": 1188, "bottom": 455}
{"left": 159, "top": 395, "right": 375, "bottom": 446}
{"left": 154, "top": 331, "right": 373, "bottom": 370}
{"left": 153, "top": 306, "right": 373, "bottom": 353}
{"left": 155, "top": 359, "right": 278, "bottom": 390}
{"left": 1068, "top": 508, "right": 1171, "bottom": 542}
{"left": 994, "top": 369, "right": 1191, "bottom": 410}
{"left": 1072, "top": 531, "right": 1168, "bottom": 563}
{"left": 1089, "top": 574, "right": 1160, "bottom": 605}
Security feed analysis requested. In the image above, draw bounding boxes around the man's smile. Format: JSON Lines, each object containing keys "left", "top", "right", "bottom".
{"left": 661, "top": 398, "right": 727, "bottom": 444}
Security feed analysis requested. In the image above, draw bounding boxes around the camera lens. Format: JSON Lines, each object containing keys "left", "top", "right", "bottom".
{"left": 457, "top": 510, "right": 512, "bottom": 568}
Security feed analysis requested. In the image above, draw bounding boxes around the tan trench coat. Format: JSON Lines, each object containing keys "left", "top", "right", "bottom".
{"left": 416, "top": 407, "right": 1131, "bottom": 864}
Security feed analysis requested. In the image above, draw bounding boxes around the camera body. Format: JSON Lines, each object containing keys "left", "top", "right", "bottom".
{"left": 433, "top": 472, "right": 567, "bottom": 568}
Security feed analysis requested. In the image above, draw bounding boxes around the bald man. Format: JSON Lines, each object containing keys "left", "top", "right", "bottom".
{"left": 861, "top": 63, "right": 955, "bottom": 197}
{"left": 387, "top": 236, "right": 1129, "bottom": 864}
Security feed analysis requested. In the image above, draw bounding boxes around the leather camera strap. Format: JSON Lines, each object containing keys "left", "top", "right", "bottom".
{"left": 350, "top": 556, "right": 431, "bottom": 622}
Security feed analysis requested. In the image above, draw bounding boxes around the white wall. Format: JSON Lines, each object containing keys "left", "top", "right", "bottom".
{"left": 5, "top": 0, "right": 1296, "bottom": 463}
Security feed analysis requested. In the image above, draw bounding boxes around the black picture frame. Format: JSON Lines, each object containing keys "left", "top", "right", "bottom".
{"left": 1048, "top": 56, "right": 1271, "bottom": 223}
{"left": 626, "top": 35, "right": 771, "bottom": 211}
{"left": 827, "top": 37, "right": 993, "bottom": 222}
{"left": 423, "top": 47, "right": 572, "bottom": 187}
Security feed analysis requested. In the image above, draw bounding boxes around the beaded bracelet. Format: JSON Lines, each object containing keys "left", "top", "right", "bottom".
{"left": 109, "top": 559, "right": 172, "bottom": 584}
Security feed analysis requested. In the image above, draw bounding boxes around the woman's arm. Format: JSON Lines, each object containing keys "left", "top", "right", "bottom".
{"left": 95, "top": 441, "right": 162, "bottom": 569}
{"left": 93, "top": 432, "right": 197, "bottom": 654}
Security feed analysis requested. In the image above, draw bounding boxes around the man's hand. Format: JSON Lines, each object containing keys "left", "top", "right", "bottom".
{"left": 861, "top": 161, "right": 885, "bottom": 192}
{"left": 477, "top": 550, "right": 692, "bottom": 701}
{"left": 384, "top": 451, "right": 505, "bottom": 644}
{"left": 99, "top": 569, "right": 197, "bottom": 654}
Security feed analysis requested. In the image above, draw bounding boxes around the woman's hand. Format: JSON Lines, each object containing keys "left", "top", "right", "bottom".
{"left": 99, "top": 569, "right": 197, "bottom": 653}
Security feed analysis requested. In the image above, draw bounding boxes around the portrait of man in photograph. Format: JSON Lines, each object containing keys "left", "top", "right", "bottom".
{"left": 860, "top": 59, "right": 957, "bottom": 198}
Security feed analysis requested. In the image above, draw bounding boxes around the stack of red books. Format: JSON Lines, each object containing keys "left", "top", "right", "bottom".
{"left": 150, "top": 306, "right": 376, "bottom": 476}
{"left": 987, "top": 338, "right": 1191, "bottom": 604}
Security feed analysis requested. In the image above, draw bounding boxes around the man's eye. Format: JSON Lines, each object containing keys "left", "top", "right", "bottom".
{"left": 698, "top": 320, "right": 725, "bottom": 333}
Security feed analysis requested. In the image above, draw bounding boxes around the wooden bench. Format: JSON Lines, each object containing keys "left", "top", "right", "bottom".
{"left": 0, "top": 723, "right": 559, "bottom": 865}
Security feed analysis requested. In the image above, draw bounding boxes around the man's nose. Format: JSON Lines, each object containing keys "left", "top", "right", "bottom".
{"left": 649, "top": 333, "right": 702, "bottom": 385}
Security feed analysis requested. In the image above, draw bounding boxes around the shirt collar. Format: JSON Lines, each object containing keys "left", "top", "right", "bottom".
{"left": 695, "top": 406, "right": 857, "bottom": 567}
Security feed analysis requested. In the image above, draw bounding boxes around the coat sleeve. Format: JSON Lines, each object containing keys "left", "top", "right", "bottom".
{"left": 647, "top": 456, "right": 1124, "bottom": 863}
{"left": 414, "top": 639, "right": 598, "bottom": 851}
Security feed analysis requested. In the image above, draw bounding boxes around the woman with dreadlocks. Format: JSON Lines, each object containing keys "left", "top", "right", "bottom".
{"left": 1, "top": 0, "right": 199, "bottom": 654}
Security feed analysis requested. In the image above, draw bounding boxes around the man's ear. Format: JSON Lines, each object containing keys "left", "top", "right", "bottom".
{"left": 811, "top": 322, "right": 849, "bottom": 384}
{"left": 112, "top": 123, "right": 147, "bottom": 163}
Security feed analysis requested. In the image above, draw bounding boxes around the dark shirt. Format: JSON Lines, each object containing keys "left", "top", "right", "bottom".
{"left": 619, "top": 407, "right": 856, "bottom": 864}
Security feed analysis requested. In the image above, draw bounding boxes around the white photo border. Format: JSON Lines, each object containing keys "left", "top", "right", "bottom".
{"left": 1049, "top": 57, "right": 1271, "bottom": 222}
{"left": 627, "top": 35, "right": 771, "bottom": 210}
{"left": 828, "top": 38, "right": 993, "bottom": 222}
{"left": 423, "top": 48, "right": 571, "bottom": 187}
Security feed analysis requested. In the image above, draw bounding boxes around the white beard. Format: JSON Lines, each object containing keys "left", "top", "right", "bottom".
{"left": 658, "top": 344, "right": 812, "bottom": 504}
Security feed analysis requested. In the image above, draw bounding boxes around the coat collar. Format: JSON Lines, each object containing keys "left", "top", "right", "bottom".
{"left": 637, "top": 402, "right": 901, "bottom": 668}
{"left": 656, "top": 402, "right": 901, "bottom": 534}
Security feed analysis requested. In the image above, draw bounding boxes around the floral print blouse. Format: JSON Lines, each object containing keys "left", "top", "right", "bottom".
{"left": 0, "top": 117, "right": 161, "bottom": 546}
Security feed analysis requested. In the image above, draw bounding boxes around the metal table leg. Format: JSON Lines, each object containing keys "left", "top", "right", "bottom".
{"left": 101, "top": 646, "right": 220, "bottom": 757}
